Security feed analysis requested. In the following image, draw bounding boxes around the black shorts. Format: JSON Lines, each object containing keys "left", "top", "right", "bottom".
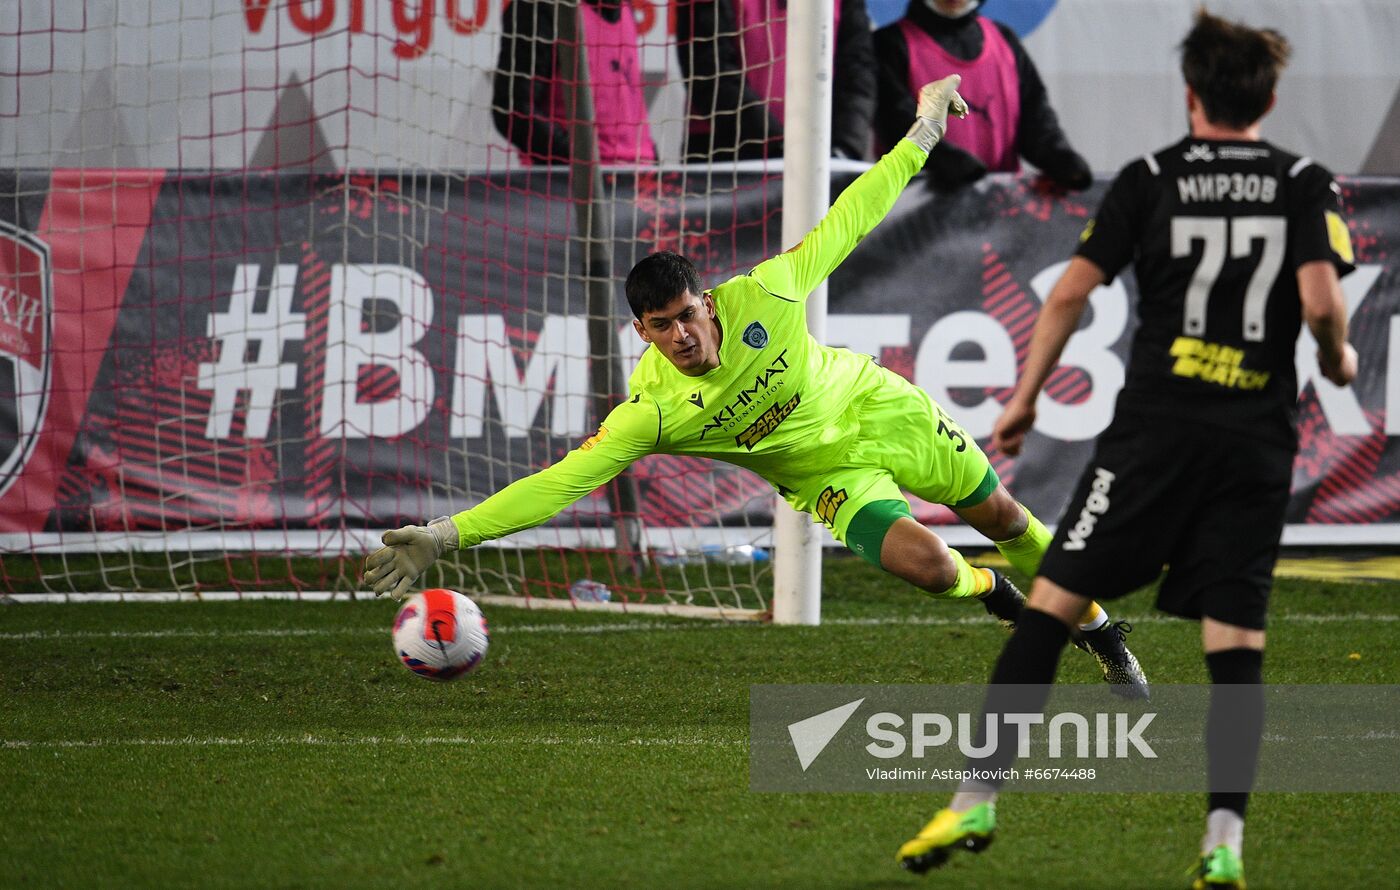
{"left": 1039, "top": 413, "right": 1292, "bottom": 630}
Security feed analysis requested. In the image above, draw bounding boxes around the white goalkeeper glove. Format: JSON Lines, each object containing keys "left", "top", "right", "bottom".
{"left": 905, "top": 74, "right": 969, "bottom": 153}
{"left": 363, "top": 516, "right": 459, "bottom": 601}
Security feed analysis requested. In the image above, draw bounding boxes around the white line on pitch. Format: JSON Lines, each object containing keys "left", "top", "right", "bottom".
{"left": 0, "top": 620, "right": 706, "bottom": 641}
{"left": 2, "top": 612, "right": 1396, "bottom": 640}
{"left": 1, "top": 734, "right": 745, "bottom": 750}
{"left": 1, "top": 612, "right": 1394, "bottom": 642}
{"left": 5, "top": 731, "right": 1394, "bottom": 753}
{"left": 826, "top": 612, "right": 1400, "bottom": 627}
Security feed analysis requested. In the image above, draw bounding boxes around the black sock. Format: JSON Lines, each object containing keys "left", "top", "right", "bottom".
{"left": 1205, "top": 647, "right": 1264, "bottom": 817}
{"left": 969, "top": 608, "right": 1072, "bottom": 784}
{"left": 989, "top": 607, "right": 1072, "bottom": 686}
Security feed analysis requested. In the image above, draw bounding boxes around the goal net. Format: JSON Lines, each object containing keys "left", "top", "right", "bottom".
{"left": 0, "top": 1, "right": 803, "bottom": 613}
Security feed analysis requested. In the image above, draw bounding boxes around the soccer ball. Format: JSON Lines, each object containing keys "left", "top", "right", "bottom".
{"left": 392, "top": 588, "right": 489, "bottom": 681}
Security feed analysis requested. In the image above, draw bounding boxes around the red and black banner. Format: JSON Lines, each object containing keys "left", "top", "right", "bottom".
{"left": 1, "top": 169, "right": 1395, "bottom": 549}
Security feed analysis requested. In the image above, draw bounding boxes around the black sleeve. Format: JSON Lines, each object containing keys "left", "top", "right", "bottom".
{"left": 925, "top": 140, "right": 989, "bottom": 191}
{"left": 1289, "top": 164, "right": 1356, "bottom": 278}
{"left": 872, "top": 24, "right": 915, "bottom": 154}
{"left": 998, "top": 22, "right": 1091, "bottom": 189}
{"left": 675, "top": 0, "right": 782, "bottom": 162}
{"left": 1075, "top": 161, "right": 1149, "bottom": 282}
{"left": 831, "top": 0, "right": 876, "bottom": 159}
{"left": 491, "top": 0, "right": 570, "bottom": 164}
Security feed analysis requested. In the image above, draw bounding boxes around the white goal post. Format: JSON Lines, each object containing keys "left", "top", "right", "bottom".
{"left": 771, "top": 0, "right": 833, "bottom": 626}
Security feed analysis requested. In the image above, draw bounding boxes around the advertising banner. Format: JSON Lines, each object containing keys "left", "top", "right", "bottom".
{"left": 1, "top": 169, "right": 1395, "bottom": 549}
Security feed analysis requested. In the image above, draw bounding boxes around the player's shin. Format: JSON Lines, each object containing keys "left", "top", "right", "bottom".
{"left": 992, "top": 510, "right": 1114, "bottom": 631}
{"left": 940, "top": 548, "right": 996, "bottom": 599}
{"left": 910, "top": 543, "right": 1025, "bottom": 630}
{"left": 898, "top": 610, "right": 1069, "bottom": 873}
{"left": 956, "top": 611, "right": 1069, "bottom": 793}
{"left": 991, "top": 509, "right": 1050, "bottom": 578}
{"left": 932, "top": 548, "right": 1029, "bottom": 630}
{"left": 988, "top": 607, "right": 1072, "bottom": 686}
{"left": 1204, "top": 648, "right": 1264, "bottom": 854}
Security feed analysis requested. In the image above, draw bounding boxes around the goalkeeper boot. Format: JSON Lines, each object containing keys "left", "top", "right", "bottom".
{"left": 977, "top": 570, "right": 1025, "bottom": 631}
{"left": 1074, "top": 620, "right": 1150, "bottom": 700}
{"left": 1189, "top": 845, "right": 1246, "bottom": 889}
{"left": 896, "top": 803, "right": 995, "bottom": 874}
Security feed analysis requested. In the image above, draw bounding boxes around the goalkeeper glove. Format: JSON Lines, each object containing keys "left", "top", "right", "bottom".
{"left": 364, "top": 516, "right": 459, "bottom": 601}
{"left": 905, "top": 74, "right": 969, "bottom": 154}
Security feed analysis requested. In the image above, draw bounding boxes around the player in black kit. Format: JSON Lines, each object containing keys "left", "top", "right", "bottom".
{"left": 896, "top": 11, "right": 1358, "bottom": 888}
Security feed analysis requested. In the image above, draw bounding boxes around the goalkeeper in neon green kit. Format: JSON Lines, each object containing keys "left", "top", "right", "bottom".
{"left": 365, "top": 75, "right": 1147, "bottom": 697}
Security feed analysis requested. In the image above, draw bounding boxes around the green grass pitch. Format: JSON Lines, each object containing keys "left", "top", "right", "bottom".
{"left": 2, "top": 559, "right": 1397, "bottom": 888}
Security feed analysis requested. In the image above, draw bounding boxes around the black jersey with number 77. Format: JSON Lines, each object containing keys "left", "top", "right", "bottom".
{"left": 1076, "top": 136, "right": 1356, "bottom": 448}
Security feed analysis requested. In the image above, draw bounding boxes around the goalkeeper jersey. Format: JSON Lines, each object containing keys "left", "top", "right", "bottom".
{"left": 450, "top": 138, "right": 928, "bottom": 547}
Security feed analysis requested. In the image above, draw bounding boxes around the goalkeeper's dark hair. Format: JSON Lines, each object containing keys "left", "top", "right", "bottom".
{"left": 625, "top": 251, "right": 702, "bottom": 318}
{"left": 1180, "top": 9, "right": 1290, "bottom": 130}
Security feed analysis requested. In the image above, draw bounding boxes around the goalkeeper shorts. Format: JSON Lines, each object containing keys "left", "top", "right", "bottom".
{"left": 782, "top": 371, "right": 996, "bottom": 567}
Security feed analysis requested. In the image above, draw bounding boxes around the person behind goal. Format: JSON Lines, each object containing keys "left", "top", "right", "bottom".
{"left": 895, "top": 13, "right": 1358, "bottom": 889}
{"left": 365, "top": 75, "right": 1148, "bottom": 697}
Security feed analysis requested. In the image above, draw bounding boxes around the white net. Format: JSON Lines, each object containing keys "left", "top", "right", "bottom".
{"left": 0, "top": 1, "right": 809, "bottom": 610}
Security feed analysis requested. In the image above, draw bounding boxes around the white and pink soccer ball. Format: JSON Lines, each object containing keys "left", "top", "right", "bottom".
{"left": 392, "top": 588, "right": 489, "bottom": 681}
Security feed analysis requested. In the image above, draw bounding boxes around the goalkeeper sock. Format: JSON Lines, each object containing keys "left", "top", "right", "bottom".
{"left": 993, "top": 511, "right": 1050, "bottom": 578}
{"left": 936, "top": 549, "right": 995, "bottom": 599}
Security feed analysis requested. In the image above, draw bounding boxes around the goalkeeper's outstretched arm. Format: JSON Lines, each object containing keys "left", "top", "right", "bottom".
{"left": 750, "top": 75, "right": 967, "bottom": 301}
{"left": 364, "top": 395, "right": 659, "bottom": 600}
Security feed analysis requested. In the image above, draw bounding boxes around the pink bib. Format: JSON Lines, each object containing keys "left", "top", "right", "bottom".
{"left": 898, "top": 16, "right": 1020, "bottom": 172}
{"left": 545, "top": 4, "right": 656, "bottom": 164}
{"left": 733, "top": 0, "right": 842, "bottom": 124}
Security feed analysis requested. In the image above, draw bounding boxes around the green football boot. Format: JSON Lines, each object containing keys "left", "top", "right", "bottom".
{"left": 896, "top": 803, "right": 996, "bottom": 874}
{"left": 1190, "top": 844, "right": 1246, "bottom": 889}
